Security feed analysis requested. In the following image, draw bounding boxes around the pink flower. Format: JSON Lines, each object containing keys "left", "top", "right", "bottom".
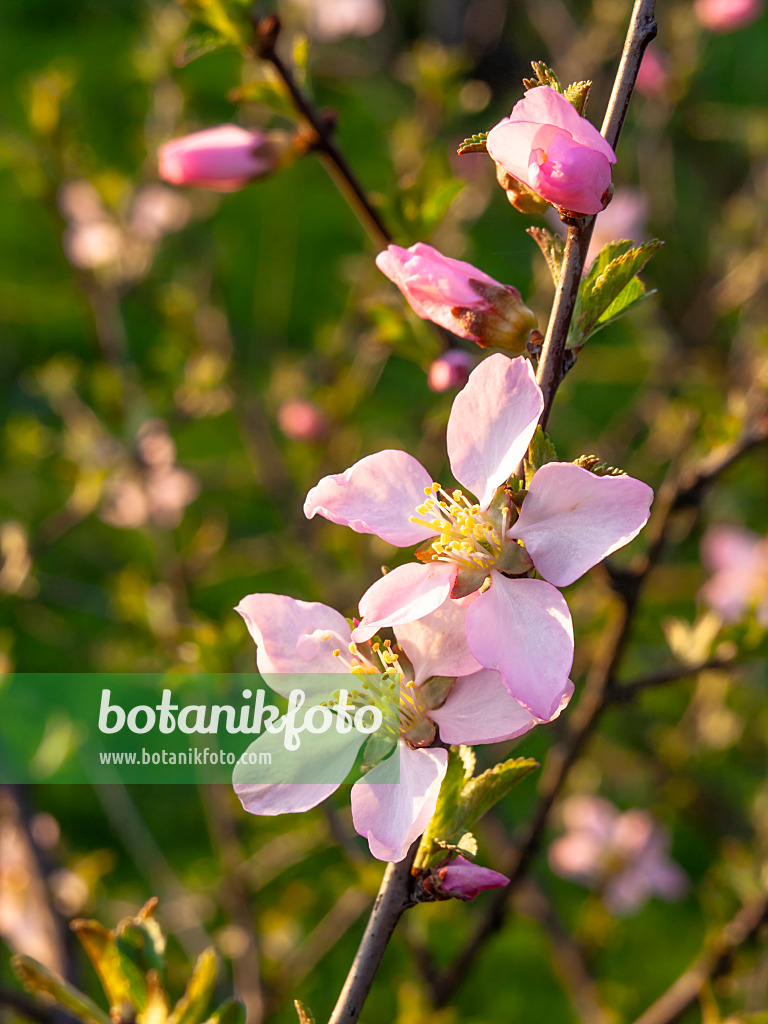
{"left": 700, "top": 525, "right": 768, "bottom": 626}
{"left": 435, "top": 856, "right": 510, "bottom": 900}
{"left": 486, "top": 87, "right": 617, "bottom": 217}
{"left": 292, "top": 0, "right": 385, "bottom": 40}
{"left": 376, "top": 243, "right": 537, "bottom": 352}
{"left": 549, "top": 795, "right": 688, "bottom": 915}
{"left": 304, "top": 354, "right": 652, "bottom": 720}
{"left": 277, "top": 399, "right": 329, "bottom": 442}
{"left": 233, "top": 593, "right": 544, "bottom": 861}
{"left": 158, "top": 125, "right": 283, "bottom": 192}
{"left": 635, "top": 48, "right": 670, "bottom": 99}
{"left": 694, "top": 0, "right": 764, "bottom": 31}
{"left": 582, "top": 187, "right": 649, "bottom": 271}
{"left": 427, "top": 351, "right": 476, "bottom": 392}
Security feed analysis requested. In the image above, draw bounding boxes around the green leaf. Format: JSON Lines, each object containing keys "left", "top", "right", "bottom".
{"left": 227, "top": 79, "right": 296, "bottom": 121}
{"left": 527, "top": 227, "right": 564, "bottom": 285}
{"left": 416, "top": 746, "right": 474, "bottom": 867}
{"left": 178, "top": 0, "right": 248, "bottom": 46}
{"left": 72, "top": 920, "right": 146, "bottom": 1012}
{"left": 567, "top": 239, "right": 663, "bottom": 350}
{"left": 460, "top": 757, "right": 539, "bottom": 825}
{"left": 167, "top": 949, "right": 217, "bottom": 1024}
{"left": 564, "top": 80, "right": 592, "bottom": 115}
{"left": 204, "top": 1000, "right": 247, "bottom": 1024}
{"left": 457, "top": 132, "right": 488, "bottom": 155}
{"left": 524, "top": 426, "right": 557, "bottom": 486}
{"left": 116, "top": 919, "right": 167, "bottom": 983}
{"left": 572, "top": 454, "right": 625, "bottom": 477}
{"left": 294, "top": 1001, "right": 316, "bottom": 1024}
{"left": 174, "top": 31, "right": 232, "bottom": 67}
{"left": 420, "top": 179, "right": 464, "bottom": 232}
{"left": 12, "top": 955, "right": 112, "bottom": 1024}
{"left": 523, "top": 61, "right": 562, "bottom": 93}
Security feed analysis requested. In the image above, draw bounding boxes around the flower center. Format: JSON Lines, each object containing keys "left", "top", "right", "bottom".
{"left": 409, "top": 482, "right": 510, "bottom": 571}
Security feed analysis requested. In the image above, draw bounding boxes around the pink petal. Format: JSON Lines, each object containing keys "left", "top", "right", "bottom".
{"left": 352, "top": 562, "right": 457, "bottom": 643}
{"left": 236, "top": 593, "right": 351, "bottom": 675}
{"left": 447, "top": 354, "right": 543, "bottom": 510}
{"left": 464, "top": 573, "right": 574, "bottom": 721}
{"left": 304, "top": 450, "right": 436, "bottom": 547}
{"left": 701, "top": 524, "right": 762, "bottom": 572}
{"left": 234, "top": 783, "right": 341, "bottom": 815}
{"left": 510, "top": 463, "right": 653, "bottom": 586}
{"left": 438, "top": 856, "right": 510, "bottom": 900}
{"left": 548, "top": 831, "right": 605, "bottom": 881}
{"left": 351, "top": 742, "right": 448, "bottom": 861}
{"left": 527, "top": 132, "right": 612, "bottom": 215}
{"left": 505, "top": 87, "right": 615, "bottom": 163}
{"left": 430, "top": 668, "right": 541, "bottom": 744}
{"left": 393, "top": 594, "right": 482, "bottom": 684}
{"left": 375, "top": 242, "right": 498, "bottom": 316}
{"left": 560, "top": 794, "right": 619, "bottom": 841}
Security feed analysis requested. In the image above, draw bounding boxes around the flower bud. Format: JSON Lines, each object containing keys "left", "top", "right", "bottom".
{"left": 487, "top": 86, "right": 616, "bottom": 217}
{"left": 427, "top": 350, "right": 475, "bottom": 392}
{"left": 694, "top": 0, "right": 764, "bottom": 30}
{"left": 495, "top": 163, "right": 549, "bottom": 214}
{"left": 277, "top": 400, "right": 328, "bottom": 442}
{"left": 376, "top": 242, "right": 537, "bottom": 352}
{"left": 436, "top": 856, "right": 510, "bottom": 901}
{"left": 158, "top": 125, "right": 298, "bottom": 192}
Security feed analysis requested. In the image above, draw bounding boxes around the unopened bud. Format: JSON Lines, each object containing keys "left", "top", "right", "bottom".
{"left": 451, "top": 280, "right": 538, "bottom": 353}
{"left": 427, "top": 350, "right": 475, "bottom": 392}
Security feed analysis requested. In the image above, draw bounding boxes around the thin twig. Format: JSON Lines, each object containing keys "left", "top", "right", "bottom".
{"left": 630, "top": 893, "right": 768, "bottom": 1024}
{"left": 534, "top": 0, "right": 658, "bottom": 429}
{"left": 610, "top": 655, "right": 735, "bottom": 700}
{"left": 327, "top": 841, "right": 418, "bottom": 1024}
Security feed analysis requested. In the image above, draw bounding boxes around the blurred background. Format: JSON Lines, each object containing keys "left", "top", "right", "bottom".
{"left": 1, "top": 0, "right": 768, "bottom": 1021}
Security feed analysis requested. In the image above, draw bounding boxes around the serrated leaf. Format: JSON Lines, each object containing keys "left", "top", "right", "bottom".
{"left": 457, "top": 132, "right": 488, "bottom": 155}
{"left": 420, "top": 179, "right": 464, "bottom": 231}
{"left": 174, "top": 31, "right": 231, "bottom": 68}
{"left": 12, "top": 955, "right": 112, "bottom": 1024}
{"left": 567, "top": 239, "right": 663, "bottom": 350}
{"left": 294, "top": 1001, "right": 316, "bottom": 1024}
{"left": 524, "top": 426, "right": 557, "bottom": 486}
{"left": 72, "top": 920, "right": 146, "bottom": 1012}
{"left": 572, "top": 454, "right": 625, "bottom": 477}
{"left": 523, "top": 62, "right": 562, "bottom": 93}
{"left": 167, "top": 949, "right": 217, "bottom": 1024}
{"left": 460, "top": 757, "right": 539, "bottom": 825}
{"left": 204, "top": 1000, "right": 247, "bottom": 1024}
{"left": 527, "top": 227, "right": 564, "bottom": 284}
{"left": 564, "top": 80, "right": 592, "bottom": 115}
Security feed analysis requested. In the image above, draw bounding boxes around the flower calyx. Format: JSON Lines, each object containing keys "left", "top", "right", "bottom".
{"left": 450, "top": 279, "right": 538, "bottom": 353}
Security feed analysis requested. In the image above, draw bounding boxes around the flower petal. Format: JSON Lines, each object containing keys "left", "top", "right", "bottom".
{"left": 352, "top": 562, "right": 457, "bottom": 643}
{"left": 393, "top": 594, "right": 482, "bottom": 684}
{"left": 447, "top": 354, "right": 543, "bottom": 510}
{"left": 505, "top": 87, "right": 616, "bottom": 163}
{"left": 351, "top": 742, "right": 448, "bottom": 861}
{"left": 234, "top": 783, "right": 341, "bottom": 815}
{"left": 304, "top": 450, "right": 436, "bottom": 547}
{"left": 510, "top": 463, "right": 653, "bottom": 586}
{"left": 464, "top": 573, "right": 574, "bottom": 720}
{"left": 431, "top": 667, "right": 541, "bottom": 744}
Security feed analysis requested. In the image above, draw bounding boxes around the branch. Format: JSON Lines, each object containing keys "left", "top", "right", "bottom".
{"left": 610, "top": 655, "right": 735, "bottom": 700}
{"left": 629, "top": 893, "right": 768, "bottom": 1024}
{"left": 535, "top": 0, "right": 658, "bottom": 429}
{"left": 327, "top": 841, "right": 418, "bottom": 1024}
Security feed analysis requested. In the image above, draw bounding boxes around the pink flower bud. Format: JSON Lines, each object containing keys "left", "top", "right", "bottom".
{"left": 277, "top": 400, "right": 329, "bottom": 442}
{"left": 694, "top": 0, "right": 764, "bottom": 31}
{"left": 376, "top": 242, "right": 537, "bottom": 352}
{"left": 487, "top": 86, "right": 617, "bottom": 217}
{"left": 427, "top": 350, "right": 476, "bottom": 392}
{"left": 437, "top": 856, "right": 510, "bottom": 901}
{"left": 158, "top": 125, "right": 286, "bottom": 192}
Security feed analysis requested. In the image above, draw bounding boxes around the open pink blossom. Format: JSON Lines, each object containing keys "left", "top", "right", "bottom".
{"left": 233, "top": 591, "right": 545, "bottom": 861}
{"left": 159, "top": 125, "right": 285, "bottom": 192}
{"left": 700, "top": 525, "right": 768, "bottom": 626}
{"left": 694, "top": 0, "right": 764, "bottom": 31}
{"left": 549, "top": 795, "right": 688, "bottom": 915}
{"left": 436, "top": 855, "right": 510, "bottom": 900}
{"left": 487, "top": 87, "right": 616, "bottom": 216}
{"left": 305, "top": 354, "right": 652, "bottom": 720}
{"left": 376, "top": 242, "right": 537, "bottom": 351}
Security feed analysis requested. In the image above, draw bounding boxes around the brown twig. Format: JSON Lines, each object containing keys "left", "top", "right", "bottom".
{"left": 610, "top": 655, "right": 736, "bottom": 700}
{"left": 630, "top": 893, "right": 768, "bottom": 1024}
{"left": 535, "top": 0, "right": 658, "bottom": 430}
{"left": 327, "top": 841, "right": 418, "bottom": 1024}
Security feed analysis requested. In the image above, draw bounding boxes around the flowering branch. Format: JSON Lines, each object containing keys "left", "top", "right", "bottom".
{"left": 629, "top": 892, "right": 768, "bottom": 1024}
{"left": 326, "top": 841, "right": 418, "bottom": 1024}
{"left": 252, "top": 14, "right": 391, "bottom": 250}
{"left": 535, "top": 0, "right": 658, "bottom": 429}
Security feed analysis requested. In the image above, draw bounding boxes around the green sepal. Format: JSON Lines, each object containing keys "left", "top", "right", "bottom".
{"left": 524, "top": 426, "right": 558, "bottom": 486}
{"left": 523, "top": 62, "right": 563, "bottom": 93}
{"left": 457, "top": 132, "right": 488, "bottom": 155}
{"left": 294, "top": 1001, "right": 316, "bottom": 1024}
{"left": 362, "top": 728, "right": 398, "bottom": 771}
{"left": 568, "top": 239, "right": 663, "bottom": 351}
{"left": 167, "top": 949, "right": 217, "bottom": 1024}
{"left": 573, "top": 454, "right": 625, "bottom": 477}
{"left": 11, "top": 955, "right": 113, "bottom": 1024}
{"left": 527, "top": 227, "right": 565, "bottom": 285}
{"left": 418, "top": 675, "right": 455, "bottom": 711}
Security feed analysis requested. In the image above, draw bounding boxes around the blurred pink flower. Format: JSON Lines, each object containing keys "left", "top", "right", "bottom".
{"left": 305, "top": 354, "right": 653, "bottom": 720}
{"left": 233, "top": 593, "right": 543, "bottom": 861}
{"left": 694, "top": 0, "right": 764, "bottom": 31}
{"left": 101, "top": 421, "right": 199, "bottom": 530}
{"left": 635, "top": 48, "right": 670, "bottom": 98}
{"left": 427, "top": 350, "right": 476, "bottom": 392}
{"left": 129, "top": 184, "right": 191, "bottom": 241}
{"left": 292, "top": 0, "right": 385, "bottom": 40}
{"left": 376, "top": 242, "right": 537, "bottom": 352}
{"left": 700, "top": 524, "right": 768, "bottom": 626}
{"left": 549, "top": 795, "right": 688, "bottom": 915}
{"left": 487, "top": 87, "right": 616, "bottom": 217}
{"left": 159, "top": 125, "right": 281, "bottom": 192}
{"left": 277, "top": 399, "right": 329, "bottom": 442}
{"left": 436, "top": 856, "right": 510, "bottom": 900}
{"left": 584, "top": 187, "right": 649, "bottom": 270}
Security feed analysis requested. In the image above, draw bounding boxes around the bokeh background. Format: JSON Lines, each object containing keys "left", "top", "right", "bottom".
{"left": 1, "top": 0, "right": 768, "bottom": 1021}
